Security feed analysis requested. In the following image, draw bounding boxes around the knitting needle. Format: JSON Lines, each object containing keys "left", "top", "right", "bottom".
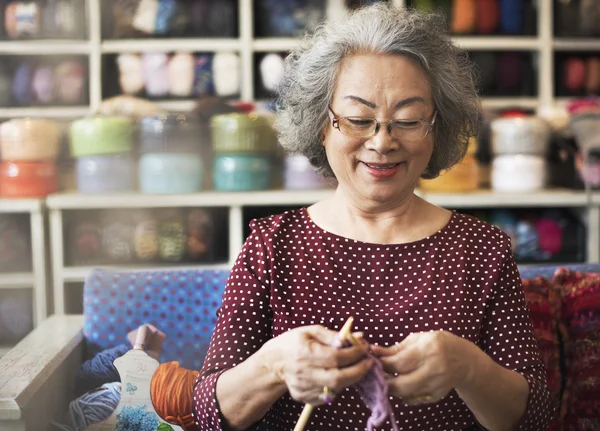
{"left": 293, "top": 317, "right": 355, "bottom": 431}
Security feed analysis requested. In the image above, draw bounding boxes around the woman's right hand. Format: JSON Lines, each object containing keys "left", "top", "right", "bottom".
{"left": 257, "top": 325, "right": 374, "bottom": 405}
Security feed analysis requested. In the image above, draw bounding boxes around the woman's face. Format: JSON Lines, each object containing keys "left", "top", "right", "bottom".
{"left": 324, "top": 53, "right": 435, "bottom": 206}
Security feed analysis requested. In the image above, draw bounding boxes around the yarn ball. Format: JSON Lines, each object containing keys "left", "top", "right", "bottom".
{"left": 55, "top": 60, "right": 86, "bottom": 103}
{"left": 151, "top": 361, "right": 199, "bottom": 429}
{"left": 12, "top": 62, "right": 32, "bottom": 106}
{"left": 53, "top": 382, "right": 121, "bottom": 431}
{"left": 260, "top": 53, "right": 285, "bottom": 93}
{"left": 212, "top": 52, "right": 240, "bottom": 96}
{"left": 131, "top": 0, "right": 159, "bottom": 34}
{"left": 476, "top": 0, "right": 499, "bottom": 34}
{"left": 451, "top": 0, "right": 476, "bottom": 34}
{"left": 117, "top": 54, "right": 145, "bottom": 95}
{"left": 154, "top": 0, "right": 177, "bottom": 35}
{"left": 75, "top": 344, "right": 130, "bottom": 396}
{"left": 499, "top": 0, "right": 524, "bottom": 34}
{"left": 564, "top": 57, "right": 587, "bottom": 93}
{"left": 142, "top": 53, "right": 170, "bottom": 97}
{"left": 168, "top": 53, "right": 195, "bottom": 97}
{"left": 31, "top": 66, "right": 56, "bottom": 104}
{"left": 193, "top": 55, "right": 213, "bottom": 96}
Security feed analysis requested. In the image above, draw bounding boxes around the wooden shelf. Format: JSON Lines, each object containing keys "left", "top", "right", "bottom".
{"left": 423, "top": 189, "right": 590, "bottom": 208}
{"left": 0, "top": 346, "right": 12, "bottom": 358}
{"left": 102, "top": 38, "right": 241, "bottom": 53}
{"left": 0, "top": 273, "right": 34, "bottom": 289}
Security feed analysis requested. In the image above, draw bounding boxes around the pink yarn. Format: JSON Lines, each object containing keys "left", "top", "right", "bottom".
{"left": 337, "top": 338, "right": 399, "bottom": 431}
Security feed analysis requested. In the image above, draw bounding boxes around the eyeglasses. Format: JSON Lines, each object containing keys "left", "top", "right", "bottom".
{"left": 329, "top": 106, "right": 437, "bottom": 141}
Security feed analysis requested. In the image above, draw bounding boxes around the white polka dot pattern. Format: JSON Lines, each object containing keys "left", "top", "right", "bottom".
{"left": 192, "top": 209, "right": 553, "bottom": 430}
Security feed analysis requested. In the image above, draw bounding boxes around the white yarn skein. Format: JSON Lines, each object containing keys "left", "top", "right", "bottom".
{"left": 260, "top": 53, "right": 285, "bottom": 93}
{"left": 168, "top": 53, "right": 195, "bottom": 97}
{"left": 117, "top": 54, "right": 144, "bottom": 95}
{"left": 212, "top": 52, "right": 240, "bottom": 97}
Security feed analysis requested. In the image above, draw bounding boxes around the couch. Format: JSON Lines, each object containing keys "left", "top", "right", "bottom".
{"left": 0, "top": 263, "right": 598, "bottom": 431}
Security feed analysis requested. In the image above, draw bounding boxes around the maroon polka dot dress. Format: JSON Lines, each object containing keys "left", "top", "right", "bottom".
{"left": 193, "top": 209, "right": 553, "bottom": 430}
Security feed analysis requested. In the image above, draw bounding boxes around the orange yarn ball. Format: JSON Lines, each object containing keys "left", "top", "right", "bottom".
{"left": 151, "top": 361, "right": 200, "bottom": 430}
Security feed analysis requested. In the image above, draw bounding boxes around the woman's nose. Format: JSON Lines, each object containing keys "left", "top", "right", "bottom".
{"left": 365, "top": 124, "right": 399, "bottom": 154}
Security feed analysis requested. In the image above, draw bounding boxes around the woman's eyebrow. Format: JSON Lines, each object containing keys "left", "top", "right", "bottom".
{"left": 343, "top": 95, "right": 426, "bottom": 109}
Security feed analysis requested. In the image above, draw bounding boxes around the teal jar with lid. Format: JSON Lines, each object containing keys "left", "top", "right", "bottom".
{"left": 213, "top": 154, "right": 271, "bottom": 191}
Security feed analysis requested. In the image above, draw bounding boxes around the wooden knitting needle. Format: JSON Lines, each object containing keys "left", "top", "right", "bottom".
{"left": 293, "top": 317, "right": 355, "bottom": 431}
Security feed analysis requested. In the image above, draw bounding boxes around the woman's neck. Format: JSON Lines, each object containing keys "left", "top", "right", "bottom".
{"left": 310, "top": 187, "right": 435, "bottom": 245}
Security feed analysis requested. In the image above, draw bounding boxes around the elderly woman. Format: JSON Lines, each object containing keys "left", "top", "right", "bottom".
{"left": 193, "top": 4, "right": 552, "bottom": 431}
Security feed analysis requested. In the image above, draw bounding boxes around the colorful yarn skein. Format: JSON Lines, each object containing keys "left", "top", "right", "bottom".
{"left": 52, "top": 382, "right": 121, "bottom": 431}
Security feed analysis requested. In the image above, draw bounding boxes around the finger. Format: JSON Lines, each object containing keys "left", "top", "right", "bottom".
{"left": 302, "top": 325, "right": 340, "bottom": 346}
{"left": 388, "top": 366, "right": 434, "bottom": 399}
{"left": 305, "top": 341, "right": 369, "bottom": 369}
{"left": 312, "top": 357, "right": 374, "bottom": 394}
{"left": 379, "top": 345, "right": 422, "bottom": 375}
{"left": 370, "top": 343, "right": 402, "bottom": 357}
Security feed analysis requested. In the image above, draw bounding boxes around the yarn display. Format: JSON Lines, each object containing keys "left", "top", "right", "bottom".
{"left": 4, "top": 58, "right": 87, "bottom": 107}
{"left": 75, "top": 344, "right": 130, "bottom": 396}
{"left": 114, "top": 52, "right": 237, "bottom": 98}
{"left": 557, "top": 55, "right": 600, "bottom": 97}
{"left": 3, "top": 0, "right": 85, "bottom": 39}
{"left": 53, "top": 382, "right": 121, "bottom": 431}
{"left": 108, "top": 0, "right": 236, "bottom": 38}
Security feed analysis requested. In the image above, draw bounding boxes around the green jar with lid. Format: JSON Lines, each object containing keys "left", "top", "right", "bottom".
{"left": 211, "top": 113, "right": 277, "bottom": 153}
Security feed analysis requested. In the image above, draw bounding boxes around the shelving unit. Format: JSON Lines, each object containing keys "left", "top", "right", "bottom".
{"left": 46, "top": 188, "right": 600, "bottom": 314}
{"left": 0, "top": 0, "right": 591, "bottom": 118}
{"left": 0, "top": 198, "right": 48, "bottom": 355}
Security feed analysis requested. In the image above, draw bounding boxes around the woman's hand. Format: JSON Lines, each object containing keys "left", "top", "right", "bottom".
{"left": 371, "top": 331, "right": 481, "bottom": 405}
{"left": 258, "top": 325, "right": 374, "bottom": 405}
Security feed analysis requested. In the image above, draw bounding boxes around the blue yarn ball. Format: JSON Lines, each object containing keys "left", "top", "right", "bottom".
{"left": 76, "top": 344, "right": 130, "bottom": 396}
{"left": 53, "top": 382, "right": 121, "bottom": 431}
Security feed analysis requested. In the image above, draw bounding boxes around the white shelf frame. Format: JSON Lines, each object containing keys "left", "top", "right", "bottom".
{"left": 0, "top": 199, "right": 48, "bottom": 350}
{"left": 47, "top": 188, "right": 600, "bottom": 314}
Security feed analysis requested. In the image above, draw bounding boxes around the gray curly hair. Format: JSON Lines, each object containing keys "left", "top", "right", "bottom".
{"left": 274, "top": 3, "right": 481, "bottom": 179}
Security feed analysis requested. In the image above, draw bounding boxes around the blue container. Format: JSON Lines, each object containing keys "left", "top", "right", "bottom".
{"left": 76, "top": 154, "right": 135, "bottom": 193}
{"left": 139, "top": 153, "right": 203, "bottom": 194}
{"left": 213, "top": 154, "right": 271, "bottom": 191}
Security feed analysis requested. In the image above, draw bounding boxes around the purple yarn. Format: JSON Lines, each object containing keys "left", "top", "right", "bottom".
{"left": 337, "top": 338, "right": 399, "bottom": 431}
{"left": 354, "top": 354, "right": 399, "bottom": 431}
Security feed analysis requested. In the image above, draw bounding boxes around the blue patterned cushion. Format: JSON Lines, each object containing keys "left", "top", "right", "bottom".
{"left": 83, "top": 268, "right": 230, "bottom": 370}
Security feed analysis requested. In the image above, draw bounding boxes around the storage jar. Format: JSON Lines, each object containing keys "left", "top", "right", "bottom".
{"left": 0, "top": 161, "right": 58, "bottom": 197}
{"left": 491, "top": 154, "right": 546, "bottom": 192}
{"left": 211, "top": 113, "right": 277, "bottom": 153}
{"left": 76, "top": 154, "right": 135, "bottom": 194}
{"left": 69, "top": 116, "right": 133, "bottom": 157}
{"left": 284, "top": 155, "right": 331, "bottom": 190}
{"left": 213, "top": 154, "right": 271, "bottom": 191}
{"left": 139, "top": 113, "right": 207, "bottom": 154}
{"left": 139, "top": 153, "right": 203, "bottom": 194}
{"left": 0, "top": 118, "right": 60, "bottom": 161}
{"left": 491, "top": 117, "right": 551, "bottom": 155}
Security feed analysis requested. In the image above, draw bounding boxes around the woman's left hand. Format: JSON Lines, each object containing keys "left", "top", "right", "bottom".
{"left": 370, "top": 331, "right": 482, "bottom": 406}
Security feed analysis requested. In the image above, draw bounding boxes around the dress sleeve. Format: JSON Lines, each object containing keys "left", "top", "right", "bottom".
{"left": 192, "top": 221, "right": 273, "bottom": 430}
{"left": 479, "top": 239, "right": 554, "bottom": 431}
